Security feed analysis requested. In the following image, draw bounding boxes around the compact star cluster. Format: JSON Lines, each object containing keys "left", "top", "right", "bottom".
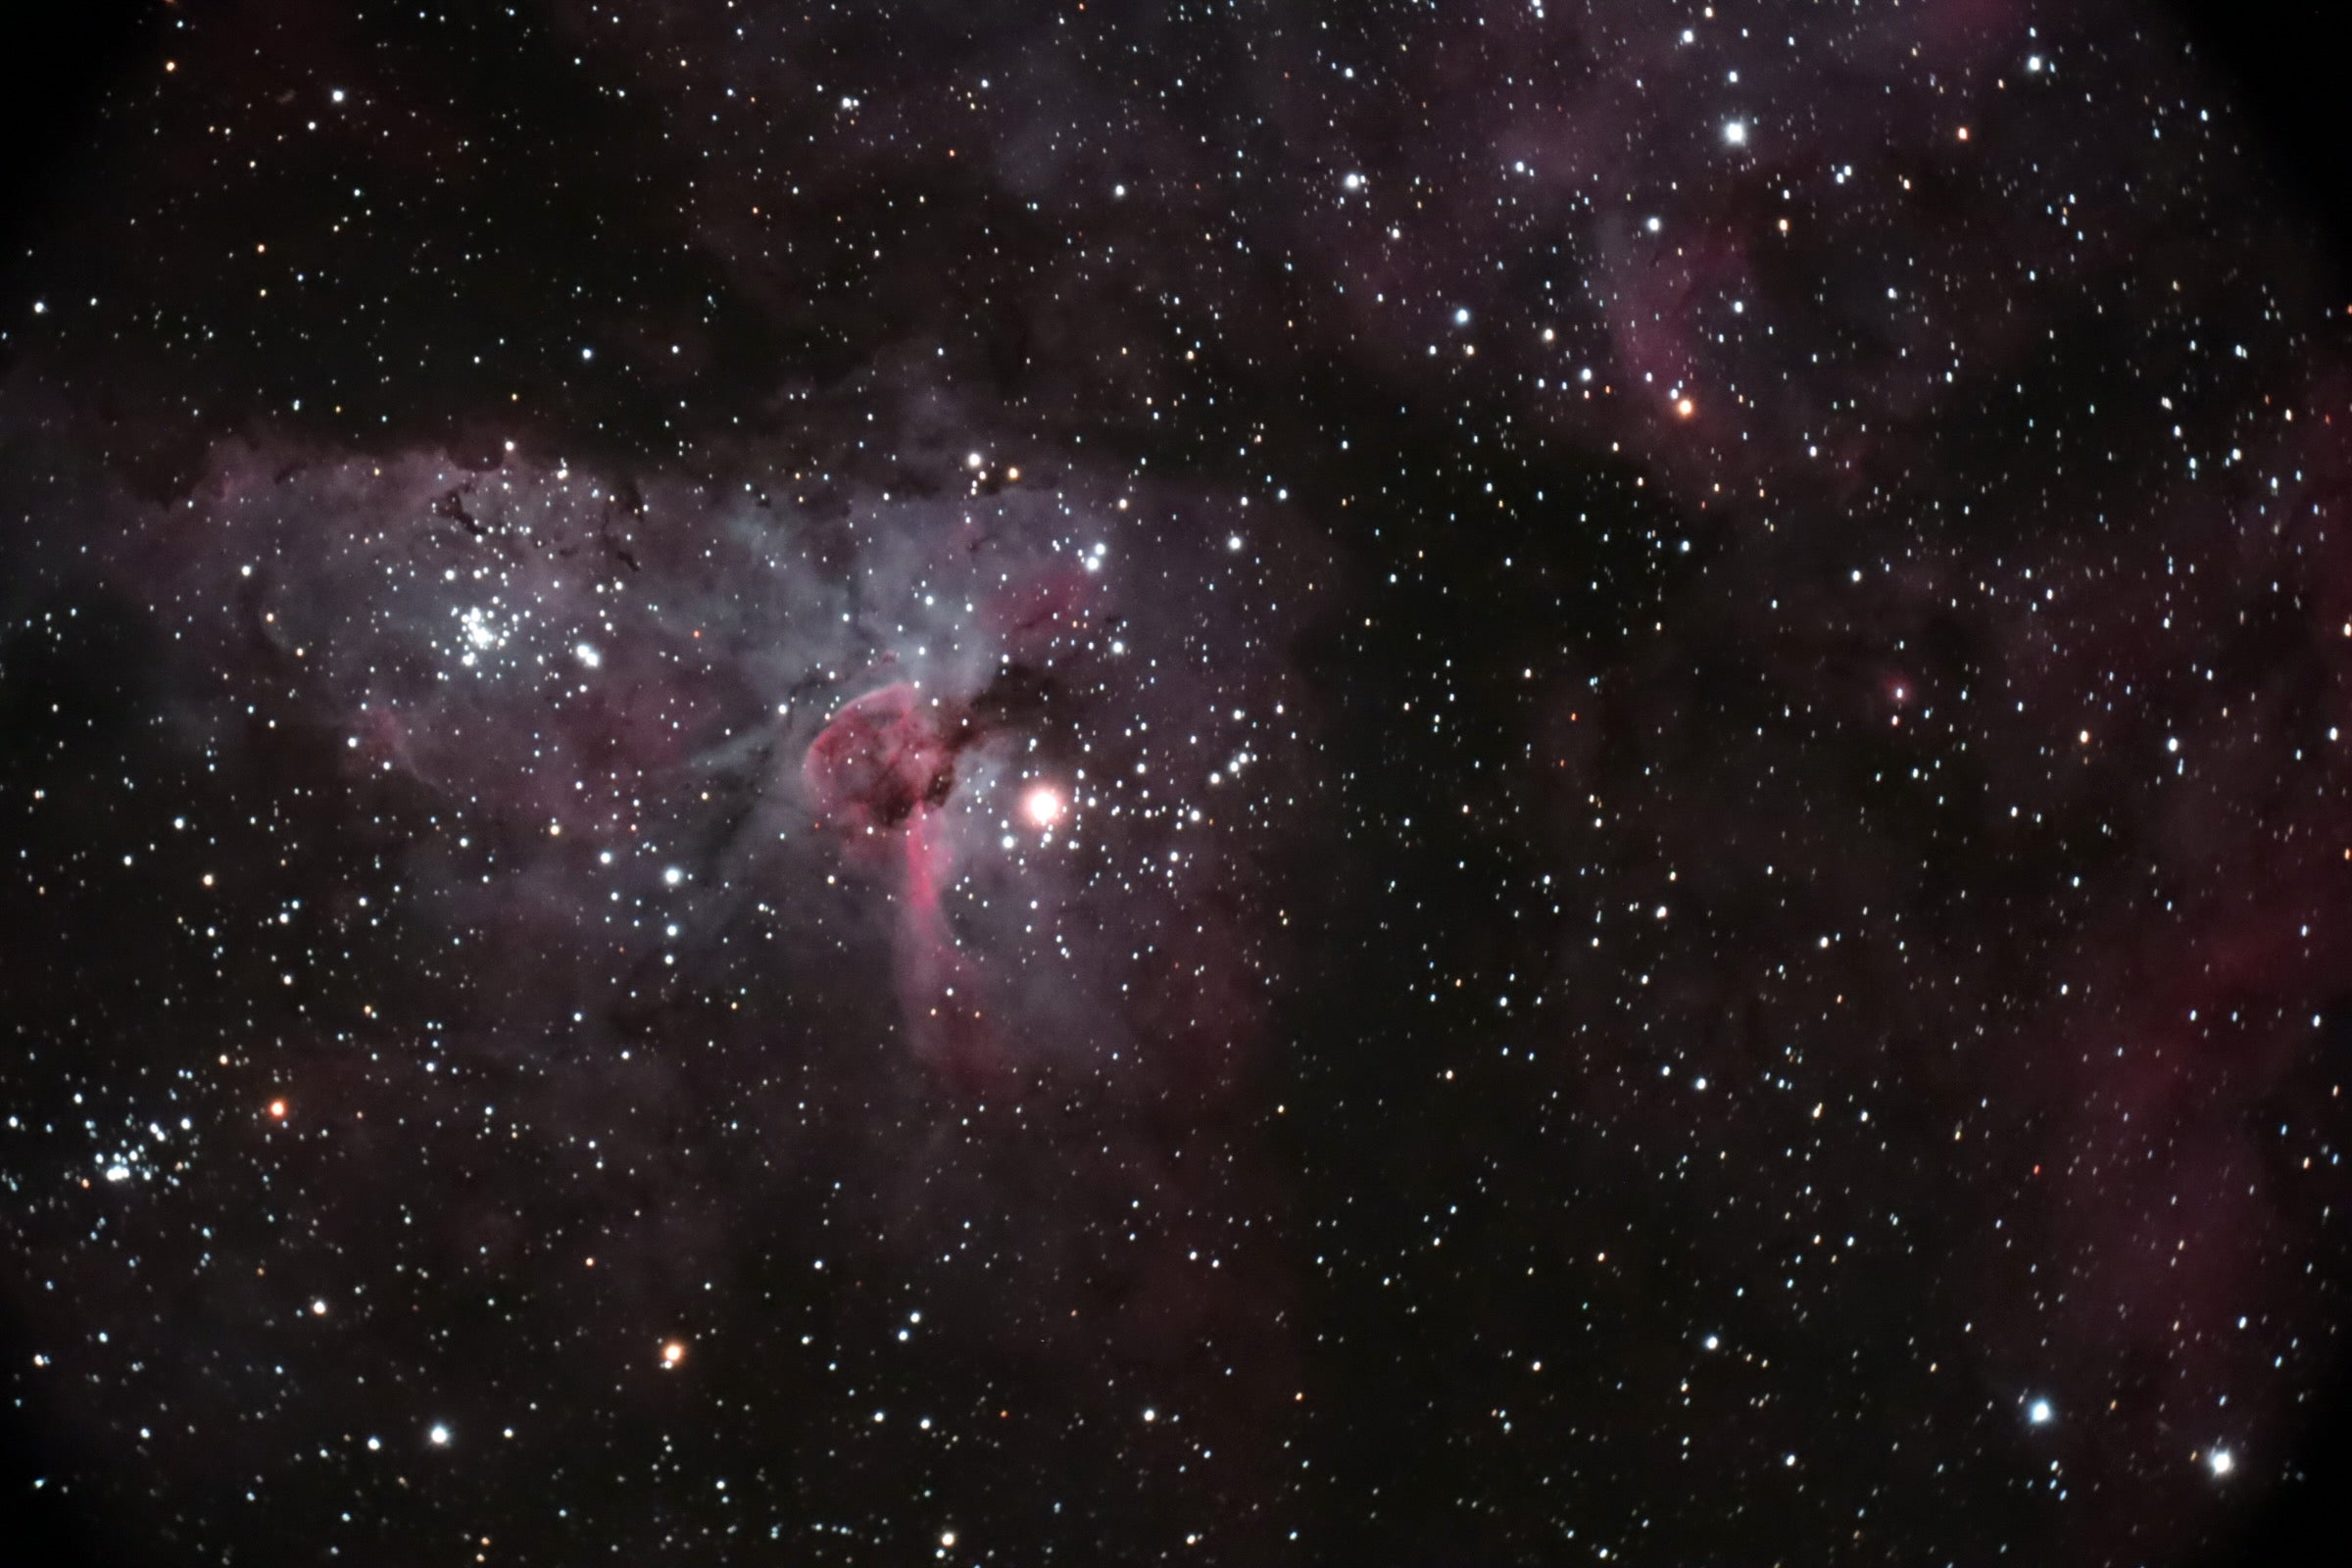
{"left": 2, "top": 2, "right": 2349, "bottom": 1565}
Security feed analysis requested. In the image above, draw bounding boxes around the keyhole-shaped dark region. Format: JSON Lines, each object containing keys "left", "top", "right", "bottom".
{"left": 802, "top": 682, "right": 963, "bottom": 832}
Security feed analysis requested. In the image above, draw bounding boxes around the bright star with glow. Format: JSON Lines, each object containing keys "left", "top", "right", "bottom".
{"left": 1022, "top": 784, "right": 1064, "bottom": 830}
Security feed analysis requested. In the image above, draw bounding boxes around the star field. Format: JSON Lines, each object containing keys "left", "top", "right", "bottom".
{"left": 3, "top": 2, "right": 2351, "bottom": 1564}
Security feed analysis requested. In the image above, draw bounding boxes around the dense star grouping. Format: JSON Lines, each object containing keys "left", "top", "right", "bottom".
{"left": 3, "top": 1, "right": 2351, "bottom": 1564}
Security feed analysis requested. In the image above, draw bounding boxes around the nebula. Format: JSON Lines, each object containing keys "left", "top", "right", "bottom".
{"left": 801, "top": 681, "right": 969, "bottom": 839}
{"left": 801, "top": 680, "right": 1007, "bottom": 1086}
{"left": 5, "top": 3, "right": 2349, "bottom": 1564}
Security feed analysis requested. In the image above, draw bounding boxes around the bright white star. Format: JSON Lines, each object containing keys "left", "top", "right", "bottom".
{"left": 1022, "top": 784, "right": 1064, "bottom": 830}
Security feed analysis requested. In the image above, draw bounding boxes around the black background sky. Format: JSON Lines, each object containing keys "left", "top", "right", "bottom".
{"left": 5, "top": 2, "right": 2352, "bottom": 1564}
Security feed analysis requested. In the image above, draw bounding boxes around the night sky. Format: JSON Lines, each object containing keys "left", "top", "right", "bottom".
{"left": 4, "top": 1, "right": 2351, "bottom": 1563}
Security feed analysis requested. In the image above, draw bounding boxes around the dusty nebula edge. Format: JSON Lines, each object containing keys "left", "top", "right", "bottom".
{"left": 2, "top": 0, "right": 2352, "bottom": 1563}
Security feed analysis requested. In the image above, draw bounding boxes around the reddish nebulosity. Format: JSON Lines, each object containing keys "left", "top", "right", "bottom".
{"left": 346, "top": 701, "right": 427, "bottom": 783}
{"left": 803, "top": 682, "right": 1005, "bottom": 1089}
{"left": 800, "top": 682, "right": 963, "bottom": 835}
{"left": 895, "top": 808, "right": 1008, "bottom": 1093}
{"left": 989, "top": 562, "right": 1093, "bottom": 659}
